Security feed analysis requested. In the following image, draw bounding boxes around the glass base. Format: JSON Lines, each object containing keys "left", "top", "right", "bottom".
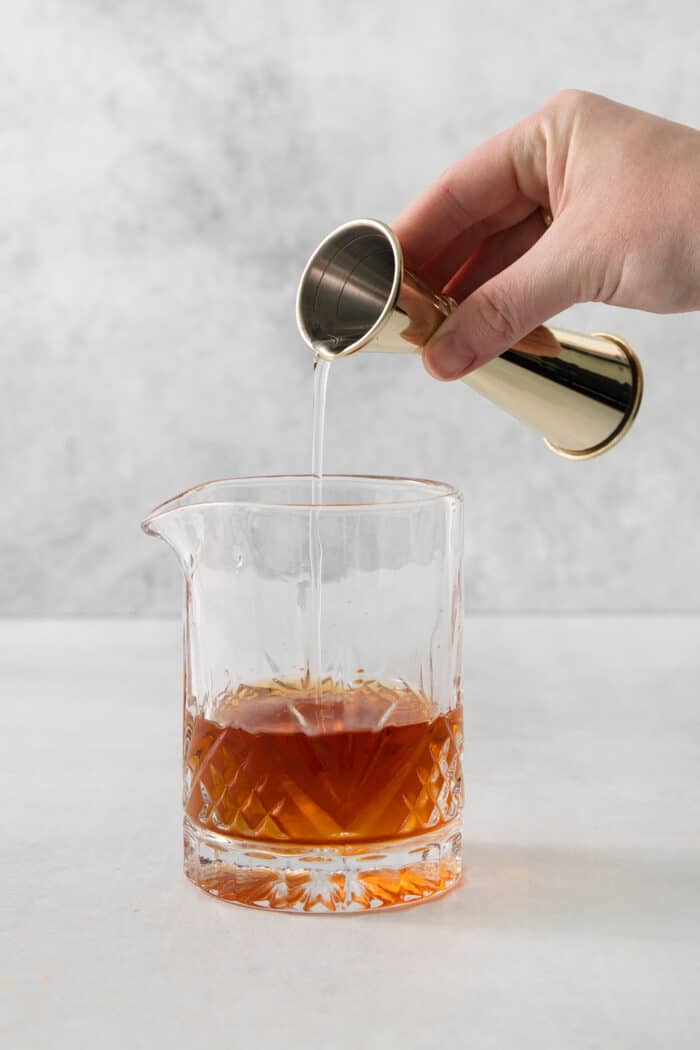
{"left": 184, "top": 817, "right": 463, "bottom": 913}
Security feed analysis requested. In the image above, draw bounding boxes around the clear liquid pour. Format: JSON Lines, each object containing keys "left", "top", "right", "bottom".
{"left": 308, "top": 356, "right": 331, "bottom": 696}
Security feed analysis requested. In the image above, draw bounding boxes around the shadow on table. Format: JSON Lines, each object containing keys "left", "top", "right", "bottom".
{"left": 405, "top": 841, "right": 700, "bottom": 939}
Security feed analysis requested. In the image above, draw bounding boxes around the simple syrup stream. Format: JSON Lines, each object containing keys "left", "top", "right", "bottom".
{"left": 308, "top": 356, "right": 331, "bottom": 690}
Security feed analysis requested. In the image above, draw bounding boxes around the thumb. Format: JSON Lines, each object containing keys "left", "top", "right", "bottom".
{"left": 423, "top": 219, "right": 582, "bottom": 380}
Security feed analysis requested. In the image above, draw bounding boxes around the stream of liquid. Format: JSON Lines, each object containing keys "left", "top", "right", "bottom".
{"left": 308, "top": 356, "right": 331, "bottom": 691}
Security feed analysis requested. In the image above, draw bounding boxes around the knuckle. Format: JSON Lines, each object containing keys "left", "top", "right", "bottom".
{"left": 474, "top": 283, "right": 519, "bottom": 345}
{"left": 572, "top": 230, "right": 615, "bottom": 302}
{"left": 435, "top": 172, "right": 472, "bottom": 225}
{"left": 545, "top": 88, "right": 591, "bottom": 114}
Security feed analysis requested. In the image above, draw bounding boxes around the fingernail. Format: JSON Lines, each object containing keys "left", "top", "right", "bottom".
{"left": 424, "top": 330, "right": 476, "bottom": 380}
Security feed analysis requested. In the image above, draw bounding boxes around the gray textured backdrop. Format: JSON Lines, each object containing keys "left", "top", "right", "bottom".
{"left": 2, "top": 0, "right": 699, "bottom": 615}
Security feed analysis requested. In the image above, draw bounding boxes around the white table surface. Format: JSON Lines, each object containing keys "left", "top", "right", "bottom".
{"left": 3, "top": 618, "right": 700, "bottom": 1049}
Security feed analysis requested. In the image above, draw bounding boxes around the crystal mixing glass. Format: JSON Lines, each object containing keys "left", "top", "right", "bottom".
{"left": 143, "top": 475, "right": 464, "bottom": 913}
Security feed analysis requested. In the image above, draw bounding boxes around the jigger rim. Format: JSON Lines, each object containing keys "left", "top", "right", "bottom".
{"left": 142, "top": 474, "right": 462, "bottom": 531}
{"left": 296, "top": 218, "right": 403, "bottom": 361}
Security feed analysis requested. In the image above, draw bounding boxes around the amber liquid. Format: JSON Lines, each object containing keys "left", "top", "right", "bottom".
{"left": 185, "top": 680, "right": 463, "bottom": 847}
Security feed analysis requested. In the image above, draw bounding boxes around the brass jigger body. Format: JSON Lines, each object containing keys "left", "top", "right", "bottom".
{"left": 296, "top": 219, "right": 643, "bottom": 458}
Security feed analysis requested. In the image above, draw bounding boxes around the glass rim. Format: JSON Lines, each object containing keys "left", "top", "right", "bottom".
{"left": 142, "top": 474, "right": 462, "bottom": 530}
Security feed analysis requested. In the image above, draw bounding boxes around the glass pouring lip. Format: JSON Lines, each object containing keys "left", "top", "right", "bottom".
{"left": 142, "top": 473, "right": 462, "bottom": 533}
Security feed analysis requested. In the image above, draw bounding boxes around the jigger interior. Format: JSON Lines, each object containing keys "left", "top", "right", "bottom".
{"left": 296, "top": 219, "right": 402, "bottom": 357}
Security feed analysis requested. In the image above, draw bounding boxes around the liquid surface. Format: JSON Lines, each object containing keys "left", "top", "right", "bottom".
{"left": 184, "top": 680, "right": 463, "bottom": 846}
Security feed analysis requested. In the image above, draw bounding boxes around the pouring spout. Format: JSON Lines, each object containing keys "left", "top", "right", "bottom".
{"left": 142, "top": 487, "right": 208, "bottom": 576}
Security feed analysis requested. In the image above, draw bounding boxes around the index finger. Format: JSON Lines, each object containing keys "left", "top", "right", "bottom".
{"left": 393, "top": 117, "right": 546, "bottom": 276}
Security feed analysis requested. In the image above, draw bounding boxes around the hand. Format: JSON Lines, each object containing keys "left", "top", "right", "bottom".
{"left": 393, "top": 90, "right": 700, "bottom": 380}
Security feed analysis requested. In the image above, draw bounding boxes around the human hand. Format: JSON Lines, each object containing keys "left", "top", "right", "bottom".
{"left": 393, "top": 90, "right": 700, "bottom": 380}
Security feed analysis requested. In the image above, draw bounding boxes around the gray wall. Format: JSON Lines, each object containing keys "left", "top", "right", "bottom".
{"left": 2, "top": 0, "right": 699, "bottom": 616}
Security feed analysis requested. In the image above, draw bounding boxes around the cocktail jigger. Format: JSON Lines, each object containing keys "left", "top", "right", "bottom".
{"left": 296, "top": 218, "right": 643, "bottom": 459}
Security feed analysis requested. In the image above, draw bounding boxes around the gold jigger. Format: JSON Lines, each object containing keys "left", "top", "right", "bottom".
{"left": 296, "top": 218, "right": 643, "bottom": 459}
